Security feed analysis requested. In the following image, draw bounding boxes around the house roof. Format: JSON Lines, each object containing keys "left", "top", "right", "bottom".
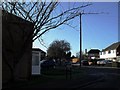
{"left": 88, "top": 49, "right": 100, "bottom": 54}
{"left": 102, "top": 42, "right": 120, "bottom": 52}
{"left": 32, "top": 48, "right": 46, "bottom": 54}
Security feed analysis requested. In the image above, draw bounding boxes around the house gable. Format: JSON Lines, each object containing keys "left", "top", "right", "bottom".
{"left": 88, "top": 49, "right": 100, "bottom": 55}
{"left": 102, "top": 42, "right": 120, "bottom": 52}
{"left": 100, "top": 42, "right": 120, "bottom": 61}
{"left": 32, "top": 48, "right": 46, "bottom": 60}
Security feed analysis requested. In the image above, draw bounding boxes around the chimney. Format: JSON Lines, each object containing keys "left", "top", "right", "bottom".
{"left": 85, "top": 49, "right": 87, "bottom": 54}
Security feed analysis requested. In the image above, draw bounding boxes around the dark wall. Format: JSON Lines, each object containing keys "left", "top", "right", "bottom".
{"left": 2, "top": 10, "right": 34, "bottom": 83}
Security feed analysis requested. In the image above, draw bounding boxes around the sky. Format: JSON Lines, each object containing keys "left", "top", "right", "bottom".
{"left": 33, "top": 2, "right": 118, "bottom": 56}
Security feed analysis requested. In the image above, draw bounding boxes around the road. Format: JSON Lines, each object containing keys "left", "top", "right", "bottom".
{"left": 78, "top": 66, "right": 120, "bottom": 89}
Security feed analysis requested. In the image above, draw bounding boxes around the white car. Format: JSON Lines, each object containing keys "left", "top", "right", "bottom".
{"left": 99, "top": 60, "right": 107, "bottom": 65}
{"left": 97, "top": 61, "right": 101, "bottom": 65}
{"left": 97, "top": 60, "right": 106, "bottom": 65}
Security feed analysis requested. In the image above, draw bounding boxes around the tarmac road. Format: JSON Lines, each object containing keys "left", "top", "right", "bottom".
{"left": 77, "top": 67, "right": 120, "bottom": 89}
{"left": 82, "top": 73, "right": 120, "bottom": 88}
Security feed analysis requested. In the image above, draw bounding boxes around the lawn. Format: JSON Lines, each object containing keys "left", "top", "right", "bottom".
{"left": 41, "top": 66, "right": 87, "bottom": 78}
{"left": 3, "top": 66, "right": 88, "bottom": 88}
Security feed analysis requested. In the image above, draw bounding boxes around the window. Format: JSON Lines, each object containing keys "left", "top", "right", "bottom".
{"left": 108, "top": 50, "right": 111, "bottom": 54}
{"left": 113, "top": 50, "right": 115, "bottom": 53}
{"left": 32, "top": 55, "right": 39, "bottom": 66}
{"left": 103, "top": 52, "right": 106, "bottom": 55}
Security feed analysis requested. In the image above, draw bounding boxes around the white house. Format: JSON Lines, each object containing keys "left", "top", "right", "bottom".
{"left": 32, "top": 48, "right": 46, "bottom": 75}
{"left": 100, "top": 42, "right": 120, "bottom": 62}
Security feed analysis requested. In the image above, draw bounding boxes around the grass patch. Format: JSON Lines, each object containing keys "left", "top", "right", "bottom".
{"left": 41, "top": 66, "right": 87, "bottom": 79}
{"left": 3, "top": 66, "right": 88, "bottom": 88}
{"left": 41, "top": 68, "right": 65, "bottom": 75}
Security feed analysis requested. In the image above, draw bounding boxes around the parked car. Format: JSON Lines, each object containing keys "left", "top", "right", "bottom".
{"left": 106, "top": 60, "right": 113, "bottom": 64}
{"left": 88, "top": 59, "right": 95, "bottom": 65}
{"left": 88, "top": 61, "right": 93, "bottom": 65}
{"left": 97, "top": 59, "right": 112, "bottom": 66}
{"left": 72, "top": 62, "right": 80, "bottom": 67}
{"left": 41, "top": 60, "right": 55, "bottom": 69}
{"left": 99, "top": 60, "right": 107, "bottom": 65}
{"left": 97, "top": 60, "right": 100, "bottom": 65}
{"left": 96, "top": 59, "right": 105, "bottom": 65}
{"left": 81, "top": 60, "right": 89, "bottom": 66}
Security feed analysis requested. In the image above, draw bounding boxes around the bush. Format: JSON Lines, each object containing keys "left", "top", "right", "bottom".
{"left": 41, "top": 60, "right": 55, "bottom": 70}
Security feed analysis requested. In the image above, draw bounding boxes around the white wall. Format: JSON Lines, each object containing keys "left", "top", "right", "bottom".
{"left": 100, "top": 50, "right": 116, "bottom": 60}
{"left": 32, "top": 51, "right": 41, "bottom": 75}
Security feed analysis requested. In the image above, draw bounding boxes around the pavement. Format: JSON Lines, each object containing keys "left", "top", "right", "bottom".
{"left": 82, "top": 65, "right": 120, "bottom": 69}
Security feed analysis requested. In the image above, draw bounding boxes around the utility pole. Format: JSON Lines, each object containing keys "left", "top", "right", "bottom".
{"left": 79, "top": 13, "right": 82, "bottom": 67}
{"left": 79, "top": 11, "right": 107, "bottom": 67}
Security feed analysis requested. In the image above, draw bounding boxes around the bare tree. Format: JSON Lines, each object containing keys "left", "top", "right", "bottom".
{"left": 2, "top": 1, "right": 91, "bottom": 81}
{"left": 47, "top": 40, "right": 71, "bottom": 59}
